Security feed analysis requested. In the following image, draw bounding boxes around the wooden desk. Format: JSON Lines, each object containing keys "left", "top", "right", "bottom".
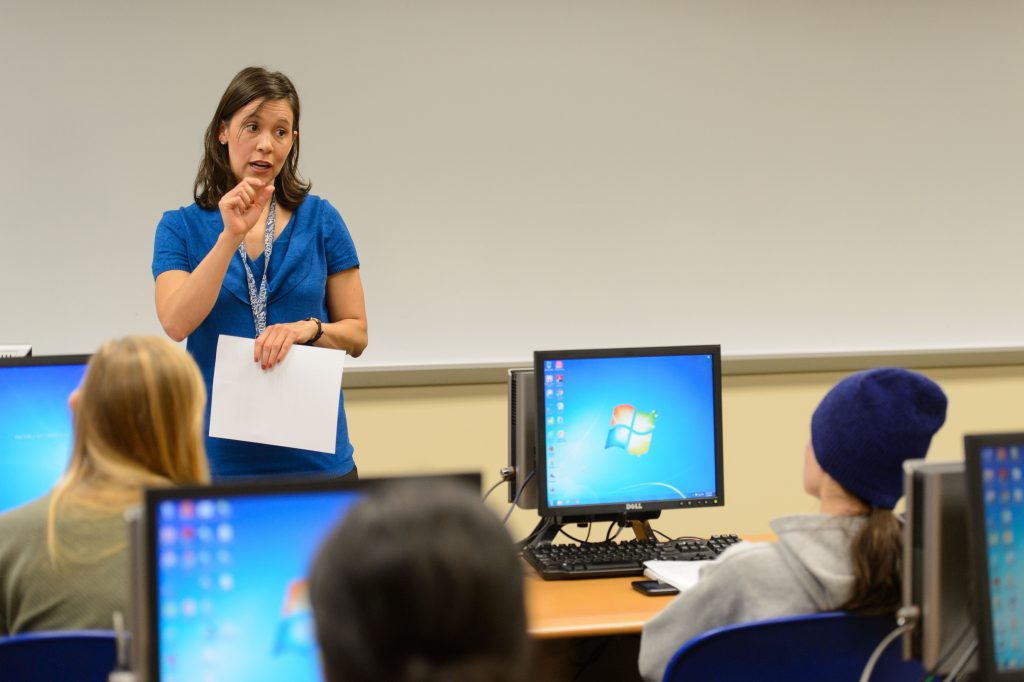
{"left": 525, "top": 573, "right": 670, "bottom": 639}
{"left": 525, "top": 535, "right": 773, "bottom": 638}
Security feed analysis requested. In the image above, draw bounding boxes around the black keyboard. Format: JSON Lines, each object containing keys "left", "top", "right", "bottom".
{"left": 523, "top": 534, "right": 741, "bottom": 580}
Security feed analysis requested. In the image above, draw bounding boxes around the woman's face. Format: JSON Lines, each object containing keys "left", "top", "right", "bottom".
{"left": 218, "top": 98, "right": 296, "bottom": 185}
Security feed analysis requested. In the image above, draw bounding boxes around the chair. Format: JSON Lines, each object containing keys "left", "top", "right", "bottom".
{"left": 662, "top": 611, "right": 926, "bottom": 682}
{"left": 0, "top": 630, "right": 118, "bottom": 682}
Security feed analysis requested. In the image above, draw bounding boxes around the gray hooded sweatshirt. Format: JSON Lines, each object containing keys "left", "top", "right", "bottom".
{"left": 638, "top": 514, "right": 866, "bottom": 681}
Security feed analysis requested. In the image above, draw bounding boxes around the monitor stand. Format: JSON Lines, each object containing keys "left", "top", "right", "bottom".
{"left": 527, "top": 511, "right": 662, "bottom": 548}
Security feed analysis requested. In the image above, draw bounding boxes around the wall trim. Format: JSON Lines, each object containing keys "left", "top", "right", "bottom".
{"left": 342, "top": 347, "right": 1024, "bottom": 388}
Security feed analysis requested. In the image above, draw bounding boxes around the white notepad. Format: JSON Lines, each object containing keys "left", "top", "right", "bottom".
{"left": 643, "top": 560, "right": 714, "bottom": 591}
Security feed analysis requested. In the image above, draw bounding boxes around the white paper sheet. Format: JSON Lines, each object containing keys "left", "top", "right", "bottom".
{"left": 643, "top": 560, "right": 713, "bottom": 591}
{"left": 209, "top": 335, "right": 346, "bottom": 454}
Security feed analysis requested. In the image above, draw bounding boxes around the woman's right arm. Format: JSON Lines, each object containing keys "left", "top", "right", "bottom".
{"left": 155, "top": 179, "right": 274, "bottom": 341}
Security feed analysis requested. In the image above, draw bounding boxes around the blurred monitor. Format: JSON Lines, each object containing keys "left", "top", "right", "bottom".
{"left": 0, "top": 345, "right": 32, "bottom": 358}
{"left": 0, "top": 354, "right": 88, "bottom": 512}
{"left": 130, "top": 473, "right": 481, "bottom": 682}
{"left": 965, "top": 432, "right": 1024, "bottom": 680}
{"left": 902, "top": 459, "right": 975, "bottom": 676}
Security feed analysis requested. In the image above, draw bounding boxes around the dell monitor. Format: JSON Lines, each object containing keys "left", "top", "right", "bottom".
{"left": 131, "top": 473, "right": 481, "bottom": 682}
{"left": 533, "top": 345, "right": 724, "bottom": 528}
{"left": 965, "top": 432, "right": 1024, "bottom": 680}
{"left": 0, "top": 354, "right": 89, "bottom": 512}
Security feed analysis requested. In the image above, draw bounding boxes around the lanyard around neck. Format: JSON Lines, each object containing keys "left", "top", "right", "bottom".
{"left": 238, "top": 196, "right": 277, "bottom": 337}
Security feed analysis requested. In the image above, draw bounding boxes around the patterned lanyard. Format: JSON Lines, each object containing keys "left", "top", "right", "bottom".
{"left": 238, "top": 196, "right": 277, "bottom": 336}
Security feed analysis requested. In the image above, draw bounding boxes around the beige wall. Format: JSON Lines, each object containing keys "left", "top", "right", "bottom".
{"left": 345, "top": 364, "right": 1024, "bottom": 542}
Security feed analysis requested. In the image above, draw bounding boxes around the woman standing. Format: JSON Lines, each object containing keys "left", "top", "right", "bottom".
{"left": 152, "top": 66, "right": 367, "bottom": 480}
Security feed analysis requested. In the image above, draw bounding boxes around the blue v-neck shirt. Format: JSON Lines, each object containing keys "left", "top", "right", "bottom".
{"left": 152, "top": 195, "right": 359, "bottom": 480}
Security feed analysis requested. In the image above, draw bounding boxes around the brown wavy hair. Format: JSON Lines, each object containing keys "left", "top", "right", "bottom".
{"left": 840, "top": 506, "right": 903, "bottom": 614}
{"left": 193, "top": 66, "right": 311, "bottom": 211}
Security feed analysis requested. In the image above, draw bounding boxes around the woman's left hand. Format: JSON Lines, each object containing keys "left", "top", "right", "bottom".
{"left": 253, "top": 320, "right": 318, "bottom": 369}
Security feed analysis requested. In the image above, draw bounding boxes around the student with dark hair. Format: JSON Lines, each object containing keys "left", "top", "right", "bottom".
{"left": 152, "top": 66, "right": 367, "bottom": 481}
{"left": 638, "top": 367, "right": 949, "bottom": 681}
{"left": 309, "top": 482, "right": 531, "bottom": 682}
{"left": 0, "top": 336, "right": 211, "bottom": 635}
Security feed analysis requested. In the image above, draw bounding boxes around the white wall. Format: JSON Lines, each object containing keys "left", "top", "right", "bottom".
{"left": 4, "top": 1, "right": 1024, "bottom": 366}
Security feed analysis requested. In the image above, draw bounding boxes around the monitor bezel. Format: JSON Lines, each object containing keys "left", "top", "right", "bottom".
{"left": 0, "top": 353, "right": 90, "bottom": 369}
{"left": 139, "top": 472, "right": 481, "bottom": 682}
{"left": 965, "top": 432, "right": 1024, "bottom": 682}
{"left": 533, "top": 344, "right": 724, "bottom": 520}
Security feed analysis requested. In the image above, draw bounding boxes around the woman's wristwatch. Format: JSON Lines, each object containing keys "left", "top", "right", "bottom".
{"left": 303, "top": 317, "right": 323, "bottom": 345}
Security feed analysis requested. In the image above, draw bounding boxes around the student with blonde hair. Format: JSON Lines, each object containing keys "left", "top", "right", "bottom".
{"left": 0, "top": 336, "right": 211, "bottom": 635}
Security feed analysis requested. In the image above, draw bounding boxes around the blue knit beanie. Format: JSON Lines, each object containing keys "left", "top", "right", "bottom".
{"left": 810, "top": 368, "right": 948, "bottom": 510}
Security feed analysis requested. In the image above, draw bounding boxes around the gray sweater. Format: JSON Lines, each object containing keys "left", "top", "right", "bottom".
{"left": 0, "top": 494, "right": 129, "bottom": 635}
{"left": 638, "top": 514, "right": 866, "bottom": 682}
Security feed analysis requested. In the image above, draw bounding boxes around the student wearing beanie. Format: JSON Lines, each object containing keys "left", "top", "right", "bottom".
{"left": 638, "top": 368, "right": 948, "bottom": 682}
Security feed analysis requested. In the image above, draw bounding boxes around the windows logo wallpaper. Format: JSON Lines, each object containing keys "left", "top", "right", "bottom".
{"left": 606, "top": 404, "right": 657, "bottom": 456}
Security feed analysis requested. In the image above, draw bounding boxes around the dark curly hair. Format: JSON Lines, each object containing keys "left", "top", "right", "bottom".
{"left": 193, "top": 66, "right": 310, "bottom": 211}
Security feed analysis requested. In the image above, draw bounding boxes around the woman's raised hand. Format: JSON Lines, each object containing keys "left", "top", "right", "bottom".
{"left": 218, "top": 178, "right": 275, "bottom": 240}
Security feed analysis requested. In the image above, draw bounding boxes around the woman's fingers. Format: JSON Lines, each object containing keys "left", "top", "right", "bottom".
{"left": 253, "top": 323, "right": 299, "bottom": 369}
{"left": 219, "top": 179, "right": 274, "bottom": 238}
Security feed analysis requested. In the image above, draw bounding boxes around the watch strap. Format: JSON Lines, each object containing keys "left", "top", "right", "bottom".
{"left": 303, "top": 317, "right": 323, "bottom": 345}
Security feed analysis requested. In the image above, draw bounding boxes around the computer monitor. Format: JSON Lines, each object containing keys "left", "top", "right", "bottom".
{"left": 507, "top": 368, "right": 538, "bottom": 509}
{"left": 0, "top": 354, "right": 89, "bottom": 512}
{"left": 534, "top": 345, "right": 724, "bottom": 523}
{"left": 965, "top": 432, "right": 1024, "bottom": 680}
{"left": 130, "top": 473, "right": 482, "bottom": 682}
{"left": 901, "top": 459, "right": 976, "bottom": 676}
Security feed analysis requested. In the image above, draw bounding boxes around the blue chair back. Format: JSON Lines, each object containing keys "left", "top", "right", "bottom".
{"left": 662, "top": 611, "right": 926, "bottom": 682}
{"left": 0, "top": 630, "right": 118, "bottom": 682}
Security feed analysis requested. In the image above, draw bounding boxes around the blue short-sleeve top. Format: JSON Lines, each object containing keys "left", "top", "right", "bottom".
{"left": 152, "top": 195, "right": 359, "bottom": 480}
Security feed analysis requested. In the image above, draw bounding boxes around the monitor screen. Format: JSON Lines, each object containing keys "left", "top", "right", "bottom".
{"left": 965, "top": 432, "right": 1024, "bottom": 680}
{"left": 0, "top": 354, "right": 88, "bottom": 512}
{"left": 534, "top": 345, "right": 723, "bottom": 518}
{"left": 137, "top": 474, "right": 482, "bottom": 682}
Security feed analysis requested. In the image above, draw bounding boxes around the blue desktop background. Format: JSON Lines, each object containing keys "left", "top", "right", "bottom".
{"left": 542, "top": 354, "right": 719, "bottom": 509}
{"left": 979, "top": 443, "right": 1024, "bottom": 672}
{"left": 156, "top": 490, "right": 363, "bottom": 682}
{"left": 0, "top": 363, "right": 87, "bottom": 512}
